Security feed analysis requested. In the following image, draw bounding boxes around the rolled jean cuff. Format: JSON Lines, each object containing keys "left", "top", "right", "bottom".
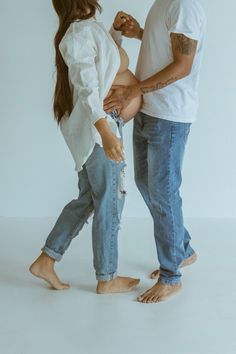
{"left": 41, "top": 246, "right": 63, "bottom": 262}
{"left": 158, "top": 278, "right": 182, "bottom": 286}
{"left": 96, "top": 272, "right": 117, "bottom": 281}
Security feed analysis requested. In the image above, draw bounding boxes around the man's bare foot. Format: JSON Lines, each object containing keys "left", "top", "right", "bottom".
{"left": 137, "top": 282, "right": 182, "bottom": 303}
{"left": 150, "top": 253, "right": 197, "bottom": 280}
{"left": 29, "top": 253, "right": 70, "bottom": 290}
{"left": 96, "top": 276, "right": 140, "bottom": 294}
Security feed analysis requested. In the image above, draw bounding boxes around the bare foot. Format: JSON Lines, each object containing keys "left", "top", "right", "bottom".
{"left": 96, "top": 276, "right": 140, "bottom": 294}
{"left": 150, "top": 253, "right": 197, "bottom": 280}
{"left": 137, "top": 282, "right": 182, "bottom": 303}
{"left": 29, "top": 253, "right": 70, "bottom": 290}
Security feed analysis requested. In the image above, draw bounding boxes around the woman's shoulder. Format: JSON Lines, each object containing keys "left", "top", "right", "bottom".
{"left": 59, "top": 19, "right": 106, "bottom": 60}
{"left": 63, "top": 19, "right": 105, "bottom": 41}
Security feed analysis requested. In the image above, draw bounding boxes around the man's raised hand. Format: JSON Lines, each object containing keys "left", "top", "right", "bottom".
{"left": 113, "top": 12, "right": 143, "bottom": 40}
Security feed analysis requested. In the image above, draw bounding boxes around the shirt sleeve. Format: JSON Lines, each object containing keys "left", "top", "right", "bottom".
{"left": 59, "top": 29, "right": 107, "bottom": 125}
{"left": 166, "top": 0, "right": 204, "bottom": 41}
{"left": 109, "top": 25, "right": 123, "bottom": 47}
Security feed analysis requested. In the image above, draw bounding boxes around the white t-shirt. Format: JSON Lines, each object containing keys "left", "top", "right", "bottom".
{"left": 136, "top": 0, "right": 207, "bottom": 123}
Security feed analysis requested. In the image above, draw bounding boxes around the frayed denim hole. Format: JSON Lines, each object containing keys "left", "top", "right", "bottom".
{"left": 118, "top": 166, "right": 127, "bottom": 199}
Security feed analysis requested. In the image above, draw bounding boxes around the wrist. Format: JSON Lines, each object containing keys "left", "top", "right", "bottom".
{"left": 113, "top": 23, "right": 120, "bottom": 31}
{"left": 131, "top": 84, "right": 142, "bottom": 98}
{"left": 138, "top": 28, "right": 144, "bottom": 40}
{"left": 95, "top": 118, "right": 111, "bottom": 136}
{"left": 135, "top": 28, "right": 143, "bottom": 40}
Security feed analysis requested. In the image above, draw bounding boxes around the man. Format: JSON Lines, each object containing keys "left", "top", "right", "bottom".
{"left": 104, "top": 0, "right": 206, "bottom": 303}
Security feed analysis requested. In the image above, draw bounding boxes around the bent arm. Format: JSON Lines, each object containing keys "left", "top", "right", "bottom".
{"left": 60, "top": 31, "right": 124, "bottom": 162}
{"left": 137, "top": 33, "right": 197, "bottom": 95}
{"left": 112, "top": 12, "right": 144, "bottom": 42}
{"left": 103, "top": 34, "right": 197, "bottom": 112}
{"left": 61, "top": 33, "right": 107, "bottom": 126}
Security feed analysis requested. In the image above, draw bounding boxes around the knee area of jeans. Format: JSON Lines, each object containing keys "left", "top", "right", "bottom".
{"left": 149, "top": 197, "right": 168, "bottom": 217}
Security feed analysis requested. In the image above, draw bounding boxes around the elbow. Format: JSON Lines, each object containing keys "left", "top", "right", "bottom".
{"left": 183, "top": 65, "right": 192, "bottom": 77}
{"left": 175, "top": 61, "right": 193, "bottom": 79}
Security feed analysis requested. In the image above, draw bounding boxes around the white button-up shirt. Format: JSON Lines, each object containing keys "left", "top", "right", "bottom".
{"left": 59, "top": 18, "right": 122, "bottom": 171}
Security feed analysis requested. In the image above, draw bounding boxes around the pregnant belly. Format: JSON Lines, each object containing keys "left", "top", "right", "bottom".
{"left": 111, "top": 70, "right": 142, "bottom": 123}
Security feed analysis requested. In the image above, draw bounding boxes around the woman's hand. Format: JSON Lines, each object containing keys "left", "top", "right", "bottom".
{"left": 95, "top": 118, "right": 125, "bottom": 162}
{"left": 101, "top": 131, "right": 125, "bottom": 163}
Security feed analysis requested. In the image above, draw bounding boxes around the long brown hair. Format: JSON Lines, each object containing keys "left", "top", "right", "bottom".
{"left": 52, "top": 0, "right": 102, "bottom": 124}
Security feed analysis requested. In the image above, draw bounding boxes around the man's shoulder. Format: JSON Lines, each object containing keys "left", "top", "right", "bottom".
{"left": 169, "top": 0, "right": 204, "bottom": 10}
{"left": 168, "top": 0, "right": 206, "bottom": 21}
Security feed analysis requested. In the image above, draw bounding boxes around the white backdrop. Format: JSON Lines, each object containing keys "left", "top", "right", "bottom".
{"left": 0, "top": 0, "right": 236, "bottom": 218}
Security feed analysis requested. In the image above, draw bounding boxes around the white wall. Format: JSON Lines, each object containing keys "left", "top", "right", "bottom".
{"left": 1, "top": 0, "right": 236, "bottom": 218}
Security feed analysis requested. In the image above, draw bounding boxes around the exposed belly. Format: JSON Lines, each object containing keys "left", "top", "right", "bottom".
{"left": 114, "top": 70, "right": 142, "bottom": 123}
{"left": 108, "top": 47, "right": 142, "bottom": 123}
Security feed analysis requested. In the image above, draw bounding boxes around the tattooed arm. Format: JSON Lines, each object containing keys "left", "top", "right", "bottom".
{"left": 104, "top": 34, "right": 198, "bottom": 113}
{"left": 139, "top": 34, "right": 198, "bottom": 94}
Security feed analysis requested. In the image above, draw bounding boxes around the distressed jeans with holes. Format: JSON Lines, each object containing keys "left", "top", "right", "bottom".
{"left": 133, "top": 112, "right": 195, "bottom": 285}
{"left": 42, "top": 112, "right": 126, "bottom": 281}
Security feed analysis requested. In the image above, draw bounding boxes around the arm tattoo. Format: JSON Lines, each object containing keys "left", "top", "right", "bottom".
{"left": 140, "top": 77, "right": 178, "bottom": 94}
{"left": 172, "top": 33, "right": 197, "bottom": 55}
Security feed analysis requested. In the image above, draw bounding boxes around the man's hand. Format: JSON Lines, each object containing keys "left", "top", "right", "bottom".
{"left": 103, "top": 85, "right": 141, "bottom": 114}
{"left": 120, "top": 15, "right": 143, "bottom": 40}
{"left": 113, "top": 12, "right": 143, "bottom": 40}
{"left": 113, "top": 11, "right": 130, "bottom": 31}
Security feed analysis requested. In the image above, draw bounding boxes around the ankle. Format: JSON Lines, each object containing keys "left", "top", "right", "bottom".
{"left": 39, "top": 252, "right": 55, "bottom": 265}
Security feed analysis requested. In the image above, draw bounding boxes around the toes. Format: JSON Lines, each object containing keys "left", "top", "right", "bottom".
{"left": 137, "top": 291, "right": 150, "bottom": 302}
{"left": 152, "top": 296, "right": 160, "bottom": 303}
{"left": 138, "top": 292, "right": 152, "bottom": 303}
{"left": 62, "top": 283, "right": 70, "bottom": 288}
{"left": 142, "top": 295, "right": 153, "bottom": 303}
{"left": 148, "top": 295, "right": 157, "bottom": 303}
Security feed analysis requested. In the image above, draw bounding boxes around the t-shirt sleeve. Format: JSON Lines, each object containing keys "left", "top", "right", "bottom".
{"left": 59, "top": 29, "right": 107, "bottom": 125}
{"left": 166, "top": 0, "right": 204, "bottom": 40}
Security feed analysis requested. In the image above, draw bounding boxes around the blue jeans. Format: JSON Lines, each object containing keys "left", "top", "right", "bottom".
{"left": 133, "top": 111, "right": 195, "bottom": 285}
{"left": 42, "top": 113, "right": 126, "bottom": 281}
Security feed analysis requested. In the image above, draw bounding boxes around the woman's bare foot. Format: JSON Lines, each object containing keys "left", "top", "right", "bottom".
{"left": 29, "top": 253, "right": 70, "bottom": 290}
{"left": 137, "top": 282, "right": 182, "bottom": 303}
{"left": 150, "top": 253, "right": 197, "bottom": 280}
{"left": 96, "top": 276, "right": 140, "bottom": 294}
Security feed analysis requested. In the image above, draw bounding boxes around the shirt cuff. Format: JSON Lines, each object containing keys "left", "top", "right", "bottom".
{"left": 90, "top": 109, "right": 108, "bottom": 125}
{"left": 168, "top": 27, "right": 200, "bottom": 41}
{"left": 109, "top": 25, "right": 123, "bottom": 46}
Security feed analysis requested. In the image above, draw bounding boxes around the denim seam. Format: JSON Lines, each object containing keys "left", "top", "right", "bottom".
{"left": 108, "top": 163, "right": 117, "bottom": 274}
{"left": 166, "top": 123, "right": 177, "bottom": 272}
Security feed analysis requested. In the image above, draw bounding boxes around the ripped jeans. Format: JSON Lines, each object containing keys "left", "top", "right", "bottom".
{"left": 42, "top": 113, "right": 126, "bottom": 281}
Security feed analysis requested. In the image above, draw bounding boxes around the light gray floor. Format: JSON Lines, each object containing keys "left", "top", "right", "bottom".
{"left": 0, "top": 217, "right": 236, "bottom": 354}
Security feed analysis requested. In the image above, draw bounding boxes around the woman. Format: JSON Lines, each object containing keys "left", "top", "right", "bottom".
{"left": 29, "top": 0, "right": 141, "bottom": 294}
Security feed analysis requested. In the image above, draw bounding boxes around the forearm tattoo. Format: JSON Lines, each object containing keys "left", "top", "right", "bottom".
{"left": 172, "top": 33, "right": 197, "bottom": 55}
{"left": 140, "top": 34, "right": 197, "bottom": 94}
{"left": 140, "top": 77, "right": 178, "bottom": 94}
